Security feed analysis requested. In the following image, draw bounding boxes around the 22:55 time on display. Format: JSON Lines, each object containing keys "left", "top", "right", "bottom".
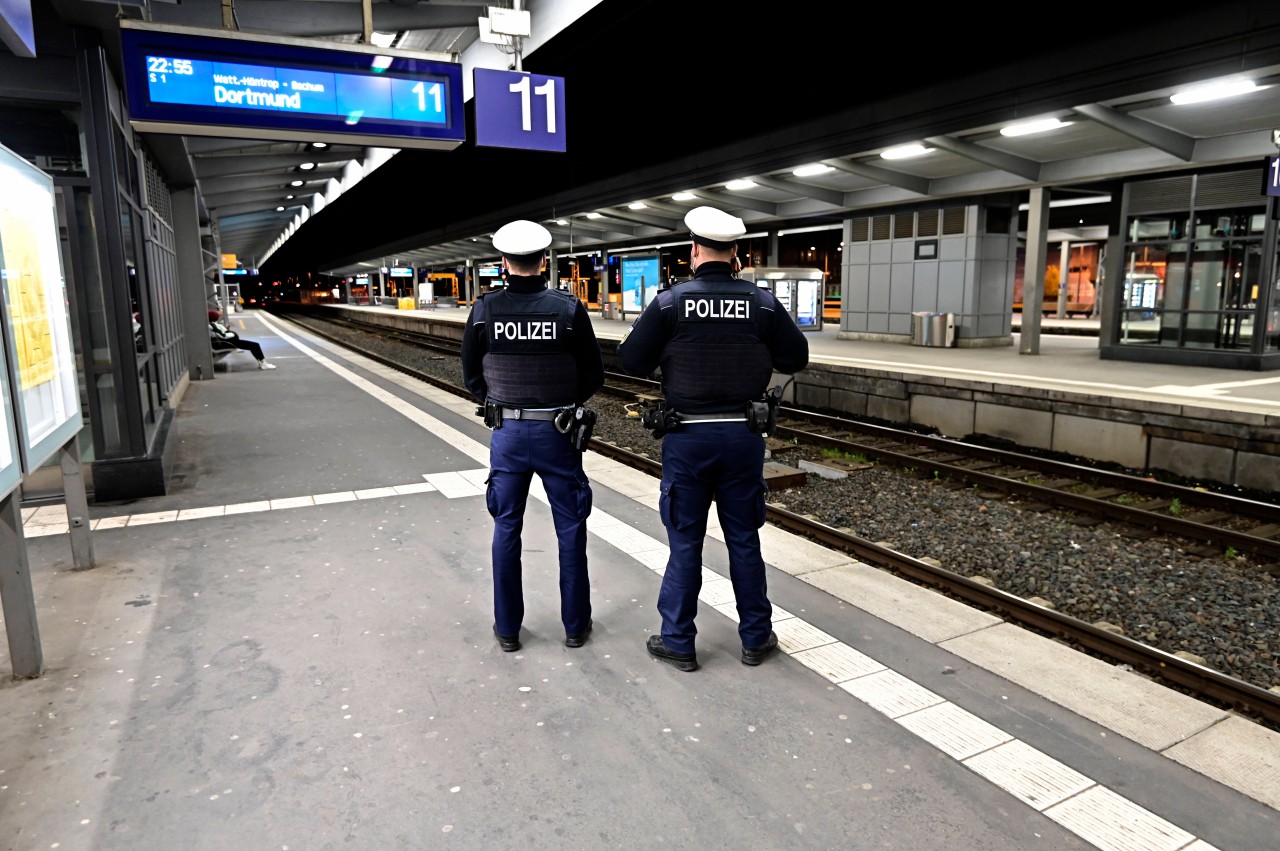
{"left": 148, "top": 56, "right": 194, "bottom": 81}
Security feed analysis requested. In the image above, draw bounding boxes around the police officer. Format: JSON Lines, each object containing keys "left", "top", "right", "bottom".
{"left": 618, "top": 205, "right": 809, "bottom": 672}
{"left": 462, "top": 220, "right": 604, "bottom": 653}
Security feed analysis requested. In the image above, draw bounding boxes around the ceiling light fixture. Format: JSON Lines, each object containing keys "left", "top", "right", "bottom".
{"left": 628, "top": 202, "right": 648, "bottom": 209}
{"left": 285, "top": 195, "right": 295, "bottom": 200}
{"left": 792, "top": 164, "right": 834, "bottom": 177}
{"left": 298, "top": 162, "right": 316, "bottom": 170}
{"left": 585, "top": 212, "right": 602, "bottom": 219}
{"left": 311, "top": 142, "right": 328, "bottom": 149}
{"left": 725, "top": 179, "right": 756, "bottom": 191}
{"left": 290, "top": 179, "right": 304, "bottom": 187}
{"left": 1170, "top": 78, "right": 1263, "bottom": 104}
{"left": 1000, "top": 117, "right": 1072, "bottom": 137}
{"left": 671, "top": 191, "right": 696, "bottom": 201}
{"left": 276, "top": 206, "right": 285, "bottom": 212}
{"left": 880, "top": 143, "right": 933, "bottom": 160}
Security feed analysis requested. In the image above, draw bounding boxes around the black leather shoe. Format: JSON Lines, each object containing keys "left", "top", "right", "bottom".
{"left": 493, "top": 625, "right": 520, "bottom": 652}
{"left": 646, "top": 635, "right": 698, "bottom": 672}
{"left": 565, "top": 620, "right": 592, "bottom": 648}
{"left": 741, "top": 631, "right": 779, "bottom": 666}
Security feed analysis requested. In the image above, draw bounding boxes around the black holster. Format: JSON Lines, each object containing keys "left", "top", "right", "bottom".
{"left": 640, "top": 400, "right": 681, "bottom": 439}
{"left": 555, "top": 404, "right": 598, "bottom": 451}
{"left": 745, "top": 386, "right": 782, "bottom": 436}
{"left": 477, "top": 401, "right": 504, "bottom": 429}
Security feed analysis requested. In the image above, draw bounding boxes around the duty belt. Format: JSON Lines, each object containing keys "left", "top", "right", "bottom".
{"left": 675, "top": 410, "right": 748, "bottom": 424}
{"left": 499, "top": 407, "right": 561, "bottom": 421}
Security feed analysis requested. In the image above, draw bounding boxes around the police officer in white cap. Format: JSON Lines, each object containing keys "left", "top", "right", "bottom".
{"left": 462, "top": 219, "right": 604, "bottom": 653}
{"left": 617, "top": 205, "right": 809, "bottom": 672}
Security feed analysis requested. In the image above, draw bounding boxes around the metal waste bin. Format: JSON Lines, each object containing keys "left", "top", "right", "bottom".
{"left": 601, "top": 302, "right": 620, "bottom": 320}
{"left": 911, "top": 311, "right": 956, "bottom": 347}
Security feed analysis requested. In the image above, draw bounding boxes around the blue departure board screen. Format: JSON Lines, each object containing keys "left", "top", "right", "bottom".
{"left": 119, "top": 23, "right": 465, "bottom": 150}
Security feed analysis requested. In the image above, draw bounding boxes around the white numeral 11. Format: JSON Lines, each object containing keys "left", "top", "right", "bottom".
{"left": 508, "top": 76, "right": 557, "bottom": 133}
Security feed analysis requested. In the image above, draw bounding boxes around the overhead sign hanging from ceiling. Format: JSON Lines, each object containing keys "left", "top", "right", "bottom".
{"left": 474, "top": 68, "right": 566, "bottom": 152}
{"left": 118, "top": 21, "right": 466, "bottom": 150}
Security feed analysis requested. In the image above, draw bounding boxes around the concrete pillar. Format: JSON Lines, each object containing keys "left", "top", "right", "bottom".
{"left": 1020, "top": 188, "right": 1050, "bottom": 355}
{"left": 171, "top": 186, "right": 215, "bottom": 380}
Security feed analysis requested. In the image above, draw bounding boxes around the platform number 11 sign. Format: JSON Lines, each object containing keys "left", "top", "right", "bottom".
{"left": 474, "top": 68, "right": 566, "bottom": 152}
{"left": 1263, "top": 154, "right": 1280, "bottom": 197}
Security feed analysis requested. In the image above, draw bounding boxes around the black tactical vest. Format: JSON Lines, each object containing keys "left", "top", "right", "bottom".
{"left": 480, "top": 288, "right": 578, "bottom": 407}
{"left": 660, "top": 280, "right": 774, "bottom": 409}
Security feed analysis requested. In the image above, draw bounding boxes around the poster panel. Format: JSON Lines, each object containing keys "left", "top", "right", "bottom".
{"left": 0, "top": 142, "right": 82, "bottom": 473}
{"left": 0, "top": 324, "right": 19, "bottom": 500}
{"left": 621, "top": 254, "right": 659, "bottom": 314}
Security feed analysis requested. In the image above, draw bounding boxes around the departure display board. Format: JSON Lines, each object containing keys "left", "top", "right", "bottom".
{"left": 119, "top": 22, "right": 465, "bottom": 150}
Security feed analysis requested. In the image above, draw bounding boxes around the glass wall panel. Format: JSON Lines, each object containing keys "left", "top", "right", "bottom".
{"left": 1120, "top": 200, "right": 1269, "bottom": 356}
{"left": 1119, "top": 243, "right": 1168, "bottom": 344}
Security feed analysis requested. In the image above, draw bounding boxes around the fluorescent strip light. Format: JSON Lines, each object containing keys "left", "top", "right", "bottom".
{"left": 1000, "top": 118, "right": 1071, "bottom": 137}
{"left": 1017, "top": 195, "right": 1112, "bottom": 211}
{"left": 881, "top": 144, "right": 933, "bottom": 160}
{"left": 1170, "top": 78, "right": 1263, "bottom": 104}
{"left": 777, "top": 223, "right": 843, "bottom": 236}
{"left": 792, "top": 164, "right": 834, "bottom": 177}
{"left": 725, "top": 179, "right": 756, "bottom": 191}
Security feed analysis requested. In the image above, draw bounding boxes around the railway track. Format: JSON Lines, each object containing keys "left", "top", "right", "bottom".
{"left": 600, "top": 372, "right": 1280, "bottom": 564}
{"left": 280, "top": 309, "right": 1280, "bottom": 727}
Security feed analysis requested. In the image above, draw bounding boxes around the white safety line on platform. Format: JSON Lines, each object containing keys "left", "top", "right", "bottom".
{"left": 20, "top": 312, "right": 1228, "bottom": 851}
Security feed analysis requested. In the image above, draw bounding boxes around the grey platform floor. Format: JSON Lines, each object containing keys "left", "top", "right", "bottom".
{"left": 3, "top": 311, "right": 1278, "bottom": 851}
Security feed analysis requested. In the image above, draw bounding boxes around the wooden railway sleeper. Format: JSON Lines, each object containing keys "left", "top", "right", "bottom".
{"left": 1245, "top": 523, "right": 1280, "bottom": 540}
{"left": 1080, "top": 487, "right": 1126, "bottom": 500}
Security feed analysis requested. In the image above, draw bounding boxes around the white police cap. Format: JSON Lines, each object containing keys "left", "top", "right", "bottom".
{"left": 492, "top": 220, "right": 552, "bottom": 257}
{"left": 685, "top": 205, "right": 745, "bottom": 249}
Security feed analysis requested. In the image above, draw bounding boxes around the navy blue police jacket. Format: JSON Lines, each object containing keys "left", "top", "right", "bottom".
{"left": 617, "top": 261, "right": 809, "bottom": 415}
{"left": 461, "top": 274, "right": 604, "bottom": 408}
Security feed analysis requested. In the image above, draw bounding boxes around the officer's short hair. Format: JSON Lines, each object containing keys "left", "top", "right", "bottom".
{"left": 685, "top": 205, "right": 745, "bottom": 250}
{"left": 493, "top": 220, "right": 552, "bottom": 271}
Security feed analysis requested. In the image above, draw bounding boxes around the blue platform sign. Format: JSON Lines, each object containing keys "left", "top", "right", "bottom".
{"left": 474, "top": 68, "right": 566, "bottom": 152}
{"left": 1264, "top": 156, "right": 1280, "bottom": 197}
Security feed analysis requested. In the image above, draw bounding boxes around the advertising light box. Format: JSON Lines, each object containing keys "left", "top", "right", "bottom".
{"left": 0, "top": 142, "right": 82, "bottom": 481}
{"left": 620, "top": 254, "right": 660, "bottom": 314}
{"left": 119, "top": 22, "right": 465, "bottom": 150}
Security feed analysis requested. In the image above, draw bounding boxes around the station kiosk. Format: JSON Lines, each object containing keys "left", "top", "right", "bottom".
{"left": 738, "top": 267, "right": 825, "bottom": 331}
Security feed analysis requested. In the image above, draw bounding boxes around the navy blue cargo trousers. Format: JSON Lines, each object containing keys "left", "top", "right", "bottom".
{"left": 657, "top": 421, "right": 772, "bottom": 655}
{"left": 485, "top": 417, "right": 593, "bottom": 638}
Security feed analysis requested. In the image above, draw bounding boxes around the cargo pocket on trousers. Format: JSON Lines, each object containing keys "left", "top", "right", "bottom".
{"left": 659, "top": 480, "right": 675, "bottom": 529}
{"left": 485, "top": 474, "right": 498, "bottom": 518}
{"left": 660, "top": 480, "right": 700, "bottom": 533}
{"left": 575, "top": 473, "right": 593, "bottom": 521}
{"left": 754, "top": 477, "right": 768, "bottom": 529}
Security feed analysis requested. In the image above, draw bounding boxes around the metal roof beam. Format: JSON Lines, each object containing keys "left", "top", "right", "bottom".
{"left": 1072, "top": 102, "right": 1196, "bottom": 161}
{"left": 821, "top": 157, "right": 930, "bottom": 195}
{"left": 752, "top": 174, "right": 846, "bottom": 207}
{"left": 923, "top": 134, "right": 1042, "bottom": 181}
